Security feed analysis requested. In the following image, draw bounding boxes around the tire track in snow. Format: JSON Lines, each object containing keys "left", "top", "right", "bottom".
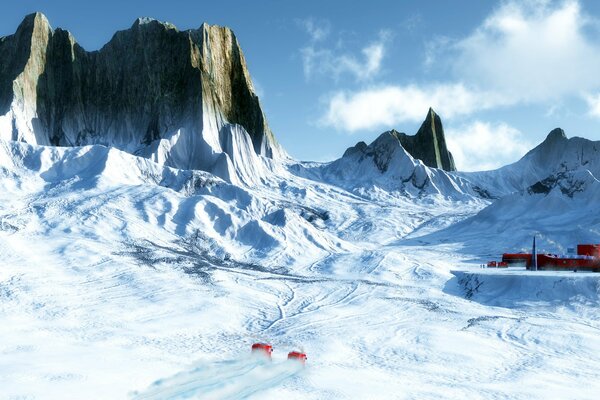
{"left": 132, "top": 357, "right": 303, "bottom": 400}
{"left": 260, "top": 282, "right": 363, "bottom": 337}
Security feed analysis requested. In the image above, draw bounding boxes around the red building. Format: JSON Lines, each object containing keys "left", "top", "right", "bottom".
{"left": 502, "top": 244, "right": 600, "bottom": 272}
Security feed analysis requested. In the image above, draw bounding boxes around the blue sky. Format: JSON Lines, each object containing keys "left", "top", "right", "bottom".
{"left": 3, "top": 0, "right": 600, "bottom": 170}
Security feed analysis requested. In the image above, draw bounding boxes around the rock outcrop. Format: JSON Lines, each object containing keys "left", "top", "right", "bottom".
{"left": 0, "top": 13, "right": 283, "bottom": 183}
{"left": 343, "top": 108, "right": 456, "bottom": 172}
{"left": 315, "top": 127, "right": 480, "bottom": 200}
{"left": 395, "top": 108, "right": 456, "bottom": 171}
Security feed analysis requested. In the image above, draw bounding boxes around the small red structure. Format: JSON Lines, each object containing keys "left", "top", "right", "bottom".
{"left": 251, "top": 343, "right": 273, "bottom": 358}
{"left": 486, "top": 261, "right": 507, "bottom": 268}
{"left": 502, "top": 253, "right": 533, "bottom": 266}
{"left": 577, "top": 244, "right": 600, "bottom": 258}
{"left": 287, "top": 351, "right": 307, "bottom": 364}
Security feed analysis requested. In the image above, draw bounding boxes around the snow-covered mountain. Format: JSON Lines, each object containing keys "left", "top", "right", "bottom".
{"left": 0, "top": 13, "right": 284, "bottom": 185}
{"left": 292, "top": 109, "right": 480, "bottom": 202}
{"left": 420, "top": 129, "right": 600, "bottom": 254}
{"left": 2, "top": 131, "right": 599, "bottom": 399}
{"left": 459, "top": 128, "right": 600, "bottom": 196}
{"left": 0, "top": 138, "right": 354, "bottom": 269}
{"left": 1, "top": 12, "right": 600, "bottom": 400}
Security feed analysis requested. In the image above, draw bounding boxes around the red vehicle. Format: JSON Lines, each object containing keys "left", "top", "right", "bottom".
{"left": 251, "top": 343, "right": 273, "bottom": 358}
{"left": 287, "top": 351, "right": 307, "bottom": 364}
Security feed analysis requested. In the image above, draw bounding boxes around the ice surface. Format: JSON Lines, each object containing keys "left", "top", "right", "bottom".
{"left": 0, "top": 139, "right": 599, "bottom": 399}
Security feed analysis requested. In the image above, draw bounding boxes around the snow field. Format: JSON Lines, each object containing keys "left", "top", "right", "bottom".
{"left": 0, "top": 140, "right": 599, "bottom": 399}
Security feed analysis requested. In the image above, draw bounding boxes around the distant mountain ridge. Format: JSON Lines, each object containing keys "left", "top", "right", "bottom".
{"left": 0, "top": 13, "right": 283, "bottom": 184}
{"left": 344, "top": 108, "right": 456, "bottom": 172}
{"left": 293, "top": 109, "right": 480, "bottom": 202}
{"left": 459, "top": 128, "right": 600, "bottom": 197}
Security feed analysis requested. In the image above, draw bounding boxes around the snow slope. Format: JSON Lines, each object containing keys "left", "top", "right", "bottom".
{"left": 459, "top": 128, "right": 600, "bottom": 197}
{"left": 421, "top": 130, "right": 600, "bottom": 257}
{"left": 292, "top": 131, "right": 485, "bottom": 203}
{"left": 0, "top": 138, "right": 599, "bottom": 399}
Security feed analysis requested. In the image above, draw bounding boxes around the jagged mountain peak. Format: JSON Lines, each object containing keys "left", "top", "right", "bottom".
{"left": 342, "top": 108, "right": 456, "bottom": 172}
{"left": 424, "top": 107, "right": 437, "bottom": 122}
{"left": 130, "top": 17, "right": 178, "bottom": 32}
{"left": 538, "top": 127, "right": 568, "bottom": 151}
{"left": 17, "top": 12, "right": 51, "bottom": 32}
{"left": 318, "top": 126, "right": 482, "bottom": 200}
{"left": 517, "top": 127, "right": 569, "bottom": 162}
{"left": 458, "top": 127, "right": 600, "bottom": 198}
{"left": 521, "top": 128, "right": 580, "bottom": 166}
{"left": 342, "top": 130, "right": 407, "bottom": 173}
{"left": 410, "top": 107, "right": 456, "bottom": 171}
{"left": 342, "top": 140, "right": 368, "bottom": 157}
{"left": 545, "top": 127, "right": 567, "bottom": 141}
{"left": 0, "top": 13, "right": 284, "bottom": 185}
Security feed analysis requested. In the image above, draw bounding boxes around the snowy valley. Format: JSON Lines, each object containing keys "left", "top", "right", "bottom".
{"left": 1, "top": 13, "right": 600, "bottom": 400}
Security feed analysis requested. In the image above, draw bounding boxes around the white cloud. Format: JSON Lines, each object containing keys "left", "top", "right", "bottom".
{"left": 320, "top": 0, "right": 600, "bottom": 131}
{"left": 300, "top": 30, "right": 389, "bottom": 82}
{"left": 423, "top": 35, "right": 451, "bottom": 68}
{"left": 446, "top": 121, "right": 533, "bottom": 171}
{"left": 584, "top": 93, "right": 600, "bottom": 117}
{"left": 401, "top": 13, "right": 422, "bottom": 33}
{"left": 297, "top": 18, "right": 331, "bottom": 42}
{"left": 452, "top": 0, "right": 600, "bottom": 101}
{"left": 320, "top": 84, "right": 508, "bottom": 132}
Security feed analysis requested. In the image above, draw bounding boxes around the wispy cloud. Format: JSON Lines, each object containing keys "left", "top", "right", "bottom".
{"left": 320, "top": 0, "right": 600, "bottom": 132}
{"left": 423, "top": 35, "right": 451, "bottom": 69}
{"left": 584, "top": 93, "right": 600, "bottom": 118}
{"left": 401, "top": 13, "right": 422, "bottom": 33}
{"left": 296, "top": 17, "right": 331, "bottom": 42}
{"left": 298, "top": 20, "right": 390, "bottom": 82}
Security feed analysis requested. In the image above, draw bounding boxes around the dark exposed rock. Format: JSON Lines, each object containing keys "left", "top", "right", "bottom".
{"left": 527, "top": 171, "right": 587, "bottom": 198}
{"left": 342, "top": 141, "right": 367, "bottom": 157}
{"left": 341, "top": 132, "right": 402, "bottom": 173}
{"left": 395, "top": 108, "right": 456, "bottom": 171}
{"left": 342, "top": 108, "right": 456, "bottom": 171}
{"left": 547, "top": 127, "right": 567, "bottom": 140}
{"left": 0, "top": 13, "right": 282, "bottom": 178}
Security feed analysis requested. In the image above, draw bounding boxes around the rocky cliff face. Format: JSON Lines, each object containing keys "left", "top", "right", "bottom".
{"left": 0, "top": 13, "right": 283, "bottom": 183}
{"left": 394, "top": 108, "right": 456, "bottom": 171}
{"left": 344, "top": 108, "right": 456, "bottom": 172}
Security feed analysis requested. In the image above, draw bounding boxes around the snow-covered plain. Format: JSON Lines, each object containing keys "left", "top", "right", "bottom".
{"left": 1, "top": 138, "right": 600, "bottom": 399}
